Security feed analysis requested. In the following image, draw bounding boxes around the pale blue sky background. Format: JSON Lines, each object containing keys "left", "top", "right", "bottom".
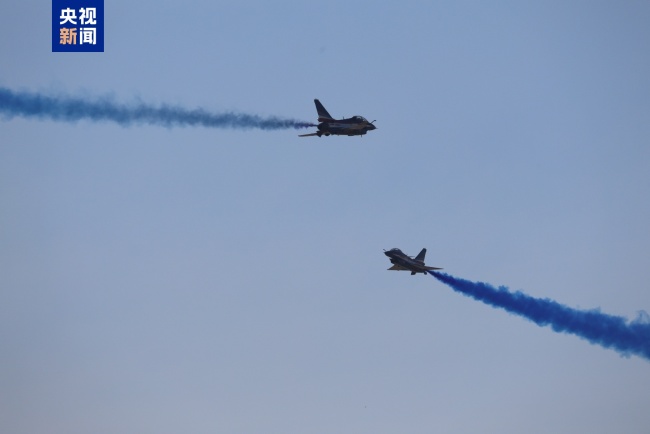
{"left": 2, "top": 1, "right": 650, "bottom": 433}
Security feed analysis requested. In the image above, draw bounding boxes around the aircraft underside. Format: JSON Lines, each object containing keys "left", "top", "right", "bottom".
{"left": 389, "top": 262, "right": 428, "bottom": 274}
{"left": 318, "top": 124, "right": 368, "bottom": 137}
{"left": 314, "top": 131, "right": 367, "bottom": 137}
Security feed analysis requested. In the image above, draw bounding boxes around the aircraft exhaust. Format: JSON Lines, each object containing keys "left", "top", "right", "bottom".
{"left": 429, "top": 271, "right": 650, "bottom": 361}
{"left": 0, "top": 87, "right": 314, "bottom": 131}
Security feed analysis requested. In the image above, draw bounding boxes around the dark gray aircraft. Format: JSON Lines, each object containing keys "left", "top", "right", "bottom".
{"left": 299, "top": 99, "right": 376, "bottom": 137}
{"left": 384, "top": 248, "right": 442, "bottom": 275}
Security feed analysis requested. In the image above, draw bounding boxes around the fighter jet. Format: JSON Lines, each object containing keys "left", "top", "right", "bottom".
{"left": 299, "top": 99, "right": 376, "bottom": 137}
{"left": 384, "top": 248, "right": 442, "bottom": 275}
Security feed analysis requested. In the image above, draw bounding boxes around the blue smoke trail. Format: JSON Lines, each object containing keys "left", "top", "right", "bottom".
{"left": 429, "top": 271, "right": 650, "bottom": 360}
{"left": 0, "top": 87, "right": 314, "bottom": 130}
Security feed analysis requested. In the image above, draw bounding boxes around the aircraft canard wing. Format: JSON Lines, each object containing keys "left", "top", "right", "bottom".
{"left": 298, "top": 132, "right": 320, "bottom": 137}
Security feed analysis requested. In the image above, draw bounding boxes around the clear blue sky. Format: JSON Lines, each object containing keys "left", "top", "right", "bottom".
{"left": 2, "top": 1, "right": 650, "bottom": 433}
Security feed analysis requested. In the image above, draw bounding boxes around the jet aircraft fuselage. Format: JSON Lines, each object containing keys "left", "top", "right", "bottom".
{"left": 384, "top": 248, "right": 442, "bottom": 275}
{"left": 299, "top": 99, "right": 376, "bottom": 137}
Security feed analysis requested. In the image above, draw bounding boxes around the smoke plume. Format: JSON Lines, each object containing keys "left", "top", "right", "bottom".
{"left": 0, "top": 87, "right": 314, "bottom": 130}
{"left": 430, "top": 271, "right": 650, "bottom": 360}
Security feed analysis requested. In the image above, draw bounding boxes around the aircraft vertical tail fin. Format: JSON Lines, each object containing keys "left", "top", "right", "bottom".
{"left": 414, "top": 248, "right": 427, "bottom": 263}
{"left": 314, "top": 99, "right": 334, "bottom": 121}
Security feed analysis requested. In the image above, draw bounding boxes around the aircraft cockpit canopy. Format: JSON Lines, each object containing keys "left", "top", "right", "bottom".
{"left": 352, "top": 116, "right": 368, "bottom": 122}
